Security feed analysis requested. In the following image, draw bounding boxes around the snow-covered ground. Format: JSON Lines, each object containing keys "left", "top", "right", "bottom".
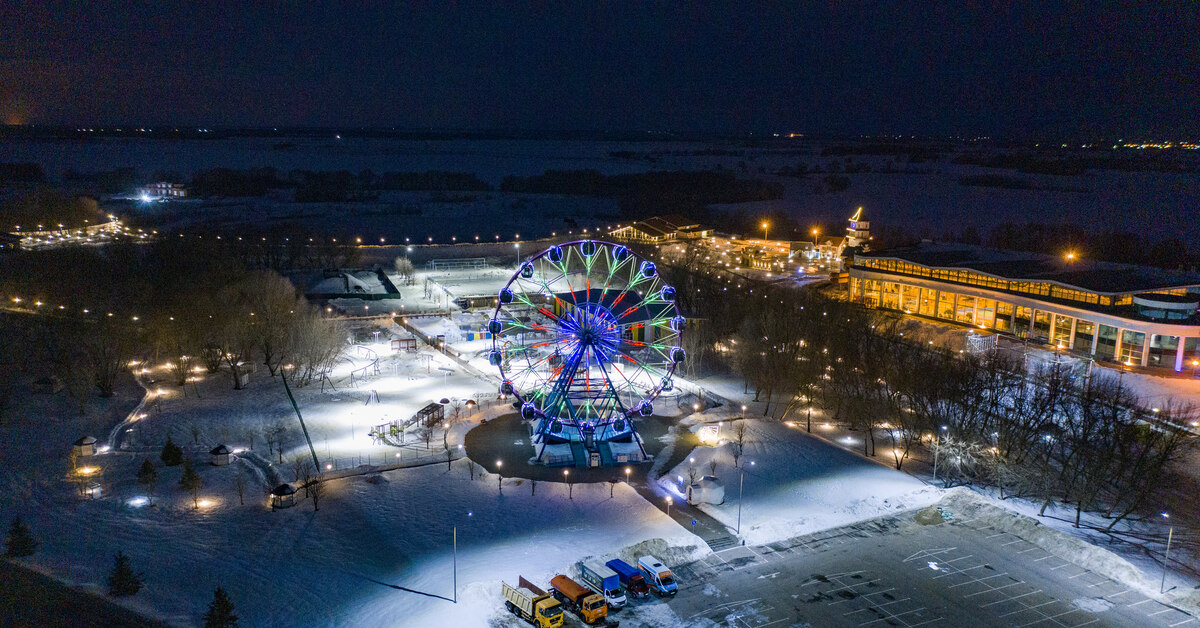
{"left": 660, "top": 418, "right": 939, "bottom": 546}
{"left": 0, "top": 341, "right": 711, "bottom": 626}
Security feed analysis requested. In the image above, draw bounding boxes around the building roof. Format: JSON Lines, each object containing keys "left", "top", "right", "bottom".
{"left": 271, "top": 483, "right": 297, "bottom": 496}
{"left": 74, "top": 436, "right": 97, "bottom": 446}
{"left": 209, "top": 444, "right": 231, "bottom": 455}
{"left": 857, "top": 242, "right": 1200, "bottom": 294}
{"left": 657, "top": 214, "right": 700, "bottom": 229}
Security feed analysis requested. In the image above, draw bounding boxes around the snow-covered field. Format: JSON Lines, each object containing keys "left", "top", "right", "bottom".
{"left": 0, "top": 342, "right": 712, "bottom": 626}
{"left": 661, "top": 418, "right": 939, "bottom": 546}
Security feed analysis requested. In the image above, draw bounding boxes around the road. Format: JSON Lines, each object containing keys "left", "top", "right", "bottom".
{"left": 609, "top": 512, "right": 1197, "bottom": 628}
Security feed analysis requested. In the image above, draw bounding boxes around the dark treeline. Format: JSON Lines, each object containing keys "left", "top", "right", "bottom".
{"left": 0, "top": 238, "right": 345, "bottom": 420}
{"left": 953, "top": 151, "right": 1199, "bottom": 175}
{"left": 870, "top": 221, "right": 1198, "bottom": 272}
{"left": 189, "top": 168, "right": 491, "bottom": 199}
{"left": 498, "top": 169, "right": 783, "bottom": 222}
{"left": 0, "top": 189, "right": 105, "bottom": 230}
{"left": 986, "top": 222, "right": 1198, "bottom": 271}
{"left": 652, "top": 240, "right": 1196, "bottom": 533}
{"left": 821, "top": 144, "right": 944, "bottom": 161}
{"left": 0, "top": 163, "right": 45, "bottom": 183}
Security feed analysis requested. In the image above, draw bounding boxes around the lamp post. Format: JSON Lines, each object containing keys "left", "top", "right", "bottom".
{"left": 761, "top": 221, "right": 769, "bottom": 241}
{"left": 1161, "top": 512, "right": 1173, "bottom": 594}
{"left": 624, "top": 467, "right": 631, "bottom": 485}
{"left": 564, "top": 469, "right": 572, "bottom": 499}
{"left": 736, "top": 460, "right": 754, "bottom": 535}
{"left": 665, "top": 496, "right": 672, "bottom": 518}
{"left": 496, "top": 460, "right": 503, "bottom": 494}
{"left": 932, "top": 425, "right": 948, "bottom": 484}
{"left": 514, "top": 242, "right": 520, "bottom": 266}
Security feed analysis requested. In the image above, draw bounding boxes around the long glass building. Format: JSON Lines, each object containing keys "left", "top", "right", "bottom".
{"left": 848, "top": 243, "right": 1200, "bottom": 371}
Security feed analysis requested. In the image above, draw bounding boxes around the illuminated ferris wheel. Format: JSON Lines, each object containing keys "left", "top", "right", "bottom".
{"left": 488, "top": 240, "right": 684, "bottom": 462}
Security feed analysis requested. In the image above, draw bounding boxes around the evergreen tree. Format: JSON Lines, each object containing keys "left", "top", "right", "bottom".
{"left": 137, "top": 458, "right": 158, "bottom": 505}
{"left": 179, "top": 458, "right": 201, "bottom": 508}
{"left": 4, "top": 516, "right": 37, "bottom": 557}
{"left": 203, "top": 586, "right": 238, "bottom": 627}
{"left": 161, "top": 436, "right": 183, "bottom": 467}
{"left": 106, "top": 551, "right": 144, "bottom": 596}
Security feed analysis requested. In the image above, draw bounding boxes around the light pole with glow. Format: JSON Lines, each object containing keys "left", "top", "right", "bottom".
{"left": 736, "top": 459, "right": 755, "bottom": 535}
{"left": 761, "top": 221, "right": 769, "bottom": 241}
{"left": 1161, "top": 512, "right": 1174, "bottom": 594}
{"left": 665, "top": 496, "right": 672, "bottom": 518}
{"left": 564, "top": 469, "right": 572, "bottom": 499}
{"left": 495, "top": 460, "right": 503, "bottom": 494}
{"left": 932, "top": 425, "right": 948, "bottom": 484}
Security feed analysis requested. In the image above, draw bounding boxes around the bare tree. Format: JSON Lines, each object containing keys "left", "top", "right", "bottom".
{"left": 731, "top": 420, "right": 748, "bottom": 468}
{"left": 268, "top": 421, "right": 288, "bottom": 464}
{"left": 234, "top": 471, "right": 247, "bottom": 506}
{"left": 687, "top": 467, "right": 699, "bottom": 486}
{"left": 304, "top": 474, "right": 324, "bottom": 512}
{"left": 393, "top": 257, "right": 416, "bottom": 285}
{"left": 708, "top": 459, "right": 718, "bottom": 476}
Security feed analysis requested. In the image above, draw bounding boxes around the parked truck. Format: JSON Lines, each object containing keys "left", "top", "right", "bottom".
{"left": 605, "top": 558, "right": 650, "bottom": 599}
{"left": 637, "top": 555, "right": 678, "bottom": 597}
{"left": 579, "top": 560, "right": 626, "bottom": 609}
{"left": 550, "top": 574, "right": 608, "bottom": 624}
{"left": 501, "top": 576, "right": 563, "bottom": 628}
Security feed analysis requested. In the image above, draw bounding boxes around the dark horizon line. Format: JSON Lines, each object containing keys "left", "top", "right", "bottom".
{"left": 4, "top": 124, "right": 1194, "bottom": 146}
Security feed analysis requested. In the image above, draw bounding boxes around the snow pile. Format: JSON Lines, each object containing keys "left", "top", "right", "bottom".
{"left": 663, "top": 420, "right": 939, "bottom": 546}
{"left": 934, "top": 488, "right": 1165, "bottom": 600}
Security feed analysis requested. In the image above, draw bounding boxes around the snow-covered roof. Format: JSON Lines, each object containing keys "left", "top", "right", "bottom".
{"left": 74, "top": 436, "right": 97, "bottom": 446}
{"left": 694, "top": 475, "right": 723, "bottom": 489}
{"left": 271, "top": 483, "right": 297, "bottom": 496}
{"left": 210, "top": 444, "right": 232, "bottom": 455}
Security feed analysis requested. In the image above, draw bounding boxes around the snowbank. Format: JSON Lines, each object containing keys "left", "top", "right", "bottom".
{"left": 662, "top": 420, "right": 939, "bottom": 546}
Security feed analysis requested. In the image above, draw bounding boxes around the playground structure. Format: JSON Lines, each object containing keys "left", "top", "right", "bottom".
{"left": 488, "top": 240, "right": 684, "bottom": 467}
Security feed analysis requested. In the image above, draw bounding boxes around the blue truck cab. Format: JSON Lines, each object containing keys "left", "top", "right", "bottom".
{"left": 637, "top": 555, "right": 678, "bottom": 597}
{"left": 605, "top": 559, "right": 650, "bottom": 599}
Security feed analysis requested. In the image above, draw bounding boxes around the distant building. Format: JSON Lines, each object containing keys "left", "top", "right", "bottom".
{"left": 609, "top": 214, "right": 713, "bottom": 243}
{"left": 848, "top": 242, "right": 1200, "bottom": 370}
{"left": 138, "top": 182, "right": 187, "bottom": 199}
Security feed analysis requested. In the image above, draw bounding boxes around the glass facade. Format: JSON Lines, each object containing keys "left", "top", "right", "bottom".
{"left": 937, "top": 292, "right": 954, "bottom": 320}
{"left": 849, "top": 264, "right": 1199, "bottom": 369}
{"left": 1033, "top": 311, "right": 1051, "bottom": 340}
{"left": 1119, "top": 330, "right": 1145, "bottom": 364}
{"left": 1052, "top": 314, "right": 1073, "bottom": 348}
{"left": 956, "top": 295, "right": 976, "bottom": 324}
{"left": 1074, "top": 320, "right": 1094, "bottom": 350}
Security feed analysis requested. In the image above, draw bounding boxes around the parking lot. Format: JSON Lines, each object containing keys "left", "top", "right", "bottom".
{"left": 608, "top": 514, "right": 1197, "bottom": 627}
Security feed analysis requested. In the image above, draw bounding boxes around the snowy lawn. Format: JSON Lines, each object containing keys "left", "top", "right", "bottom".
{"left": 1, "top": 345, "right": 709, "bottom": 626}
{"left": 662, "top": 419, "right": 939, "bottom": 546}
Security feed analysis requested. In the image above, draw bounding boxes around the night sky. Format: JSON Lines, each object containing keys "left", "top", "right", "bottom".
{"left": 2, "top": 2, "right": 1197, "bottom": 138}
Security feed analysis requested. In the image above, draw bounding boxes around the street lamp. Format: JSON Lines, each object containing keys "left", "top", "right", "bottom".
{"left": 496, "top": 460, "right": 503, "bottom": 494}
{"left": 932, "top": 425, "right": 948, "bottom": 484}
{"left": 665, "top": 496, "right": 672, "bottom": 518}
{"left": 761, "top": 221, "right": 769, "bottom": 241}
{"left": 514, "top": 242, "right": 521, "bottom": 266}
{"left": 1161, "top": 512, "right": 1174, "bottom": 594}
{"left": 624, "top": 467, "right": 631, "bottom": 484}
{"left": 736, "top": 460, "right": 755, "bottom": 535}
{"left": 564, "top": 469, "right": 572, "bottom": 499}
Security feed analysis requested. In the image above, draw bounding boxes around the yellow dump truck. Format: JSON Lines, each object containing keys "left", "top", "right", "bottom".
{"left": 502, "top": 576, "right": 564, "bottom": 628}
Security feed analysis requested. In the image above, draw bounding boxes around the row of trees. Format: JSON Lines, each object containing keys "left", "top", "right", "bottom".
{"left": 0, "top": 239, "right": 347, "bottom": 420}
{"left": 652, "top": 241, "right": 1195, "bottom": 532}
